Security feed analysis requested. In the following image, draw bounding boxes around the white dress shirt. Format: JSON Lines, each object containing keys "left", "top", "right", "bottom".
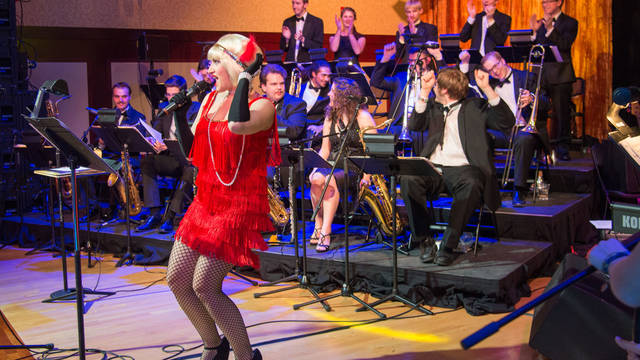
{"left": 294, "top": 12, "right": 307, "bottom": 62}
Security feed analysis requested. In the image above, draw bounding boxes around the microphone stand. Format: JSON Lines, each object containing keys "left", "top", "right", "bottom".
{"left": 292, "top": 99, "right": 386, "bottom": 318}
{"left": 461, "top": 232, "right": 640, "bottom": 350}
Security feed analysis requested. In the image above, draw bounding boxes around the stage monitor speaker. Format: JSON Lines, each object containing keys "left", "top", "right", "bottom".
{"left": 529, "top": 253, "right": 634, "bottom": 360}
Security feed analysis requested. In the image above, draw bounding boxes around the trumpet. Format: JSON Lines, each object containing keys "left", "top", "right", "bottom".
{"left": 501, "top": 44, "right": 546, "bottom": 188}
{"left": 288, "top": 66, "right": 303, "bottom": 97}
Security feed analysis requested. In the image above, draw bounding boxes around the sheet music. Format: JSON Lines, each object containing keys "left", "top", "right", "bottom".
{"left": 619, "top": 136, "right": 640, "bottom": 166}
{"left": 135, "top": 120, "right": 163, "bottom": 144}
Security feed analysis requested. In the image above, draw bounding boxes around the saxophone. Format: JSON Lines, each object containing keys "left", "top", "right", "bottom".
{"left": 107, "top": 147, "right": 143, "bottom": 217}
{"left": 267, "top": 172, "right": 290, "bottom": 229}
{"left": 357, "top": 119, "right": 406, "bottom": 237}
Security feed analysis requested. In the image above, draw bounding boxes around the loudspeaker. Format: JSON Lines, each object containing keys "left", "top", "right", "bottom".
{"left": 529, "top": 254, "right": 634, "bottom": 360}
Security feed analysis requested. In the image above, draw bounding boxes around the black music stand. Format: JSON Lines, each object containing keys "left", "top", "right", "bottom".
{"left": 26, "top": 116, "right": 117, "bottom": 360}
{"left": 349, "top": 156, "right": 437, "bottom": 315}
{"left": 90, "top": 125, "right": 156, "bottom": 267}
{"left": 292, "top": 102, "right": 386, "bottom": 319}
{"left": 254, "top": 144, "right": 332, "bottom": 312}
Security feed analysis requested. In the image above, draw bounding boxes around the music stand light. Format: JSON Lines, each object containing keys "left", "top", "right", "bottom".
{"left": 509, "top": 29, "right": 534, "bottom": 47}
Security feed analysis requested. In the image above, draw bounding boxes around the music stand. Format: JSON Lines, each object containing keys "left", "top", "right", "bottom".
{"left": 440, "top": 33, "right": 461, "bottom": 65}
{"left": 26, "top": 116, "right": 117, "bottom": 360}
{"left": 335, "top": 71, "right": 377, "bottom": 106}
{"left": 291, "top": 102, "right": 386, "bottom": 318}
{"left": 254, "top": 144, "right": 332, "bottom": 312}
{"left": 349, "top": 155, "right": 437, "bottom": 315}
{"left": 90, "top": 126, "right": 156, "bottom": 267}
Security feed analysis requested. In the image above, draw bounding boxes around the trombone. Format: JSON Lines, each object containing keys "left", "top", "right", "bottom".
{"left": 501, "top": 44, "right": 546, "bottom": 188}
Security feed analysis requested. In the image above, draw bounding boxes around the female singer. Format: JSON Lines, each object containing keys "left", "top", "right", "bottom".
{"left": 309, "top": 78, "right": 376, "bottom": 252}
{"left": 168, "top": 33, "right": 278, "bottom": 360}
{"left": 329, "top": 7, "right": 366, "bottom": 63}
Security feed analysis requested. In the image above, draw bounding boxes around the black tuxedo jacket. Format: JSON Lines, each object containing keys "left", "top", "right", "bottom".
{"left": 280, "top": 13, "right": 324, "bottom": 63}
{"left": 534, "top": 12, "right": 578, "bottom": 85}
{"left": 395, "top": 22, "right": 438, "bottom": 62}
{"left": 300, "top": 81, "right": 329, "bottom": 125}
{"left": 410, "top": 97, "right": 514, "bottom": 210}
{"left": 459, "top": 10, "right": 511, "bottom": 53}
{"left": 276, "top": 93, "right": 308, "bottom": 141}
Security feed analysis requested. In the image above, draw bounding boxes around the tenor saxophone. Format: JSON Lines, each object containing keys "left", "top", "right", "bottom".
{"left": 107, "top": 149, "right": 143, "bottom": 217}
{"left": 357, "top": 119, "right": 407, "bottom": 237}
{"left": 267, "top": 182, "right": 290, "bottom": 228}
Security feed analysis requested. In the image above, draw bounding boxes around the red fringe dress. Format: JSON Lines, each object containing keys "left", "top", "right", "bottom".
{"left": 175, "top": 92, "right": 280, "bottom": 269}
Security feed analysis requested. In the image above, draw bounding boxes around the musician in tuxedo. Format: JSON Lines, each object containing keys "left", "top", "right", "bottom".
{"left": 260, "top": 64, "right": 308, "bottom": 191}
{"left": 530, "top": 0, "right": 578, "bottom": 161}
{"left": 370, "top": 43, "right": 445, "bottom": 155}
{"left": 95, "top": 82, "right": 149, "bottom": 220}
{"left": 479, "top": 51, "right": 551, "bottom": 206}
{"left": 137, "top": 75, "right": 200, "bottom": 233}
{"left": 300, "top": 60, "right": 331, "bottom": 141}
{"left": 395, "top": 0, "right": 438, "bottom": 63}
{"left": 460, "top": 0, "right": 511, "bottom": 56}
{"left": 400, "top": 67, "right": 513, "bottom": 266}
{"left": 280, "top": 0, "right": 324, "bottom": 63}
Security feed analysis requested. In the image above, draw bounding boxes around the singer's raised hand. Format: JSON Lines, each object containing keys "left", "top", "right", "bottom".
{"left": 335, "top": 14, "right": 342, "bottom": 33}
{"left": 244, "top": 53, "right": 263, "bottom": 77}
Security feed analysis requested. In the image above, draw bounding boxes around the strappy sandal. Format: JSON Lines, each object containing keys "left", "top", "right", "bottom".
{"left": 309, "top": 227, "right": 322, "bottom": 245}
{"left": 316, "top": 233, "right": 331, "bottom": 253}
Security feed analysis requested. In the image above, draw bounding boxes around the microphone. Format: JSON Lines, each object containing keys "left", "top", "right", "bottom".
{"left": 159, "top": 81, "right": 210, "bottom": 115}
{"left": 347, "top": 95, "right": 376, "bottom": 104}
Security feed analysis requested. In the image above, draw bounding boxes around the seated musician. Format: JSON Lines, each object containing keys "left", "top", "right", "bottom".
{"left": 309, "top": 78, "right": 376, "bottom": 252}
{"left": 96, "top": 82, "right": 149, "bottom": 221}
{"left": 260, "top": 64, "right": 308, "bottom": 192}
{"left": 300, "top": 60, "right": 331, "bottom": 139}
{"left": 370, "top": 44, "right": 445, "bottom": 154}
{"left": 136, "top": 75, "right": 200, "bottom": 233}
{"left": 400, "top": 67, "right": 513, "bottom": 266}
{"left": 476, "top": 52, "right": 551, "bottom": 206}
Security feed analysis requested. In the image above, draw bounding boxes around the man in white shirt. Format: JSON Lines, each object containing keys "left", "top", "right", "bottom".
{"left": 460, "top": 0, "right": 511, "bottom": 56}
{"left": 400, "top": 67, "right": 513, "bottom": 265}
{"left": 280, "top": 0, "right": 324, "bottom": 63}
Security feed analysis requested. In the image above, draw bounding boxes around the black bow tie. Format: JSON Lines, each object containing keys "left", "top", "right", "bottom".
{"left": 296, "top": 17, "right": 304, "bottom": 22}
{"left": 490, "top": 74, "right": 511, "bottom": 88}
{"left": 307, "top": 83, "right": 320, "bottom": 91}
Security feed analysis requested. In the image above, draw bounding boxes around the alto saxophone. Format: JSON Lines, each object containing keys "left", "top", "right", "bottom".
{"left": 107, "top": 146, "right": 143, "bottom": 217}
{"left": 357, "top": 119, "right": 406, "bottom": 237}
{"left": 267, "top": 182, "right": 290, "bottom": 229}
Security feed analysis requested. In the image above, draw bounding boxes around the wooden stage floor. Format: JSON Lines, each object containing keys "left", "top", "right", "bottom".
{"left": 0, "top": 246, "right": 550, "bottom": 360}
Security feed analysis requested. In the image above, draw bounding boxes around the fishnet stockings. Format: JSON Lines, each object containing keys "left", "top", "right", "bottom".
{"left": 167, "top": 240, "right": 253, "bottom": 360}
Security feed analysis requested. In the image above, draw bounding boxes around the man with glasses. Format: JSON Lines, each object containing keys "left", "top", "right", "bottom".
{"left": 479, "top": 52, "right": 551, "bottom": 206}
{"left": 530, "top": 0, "right": 578, "bottom": 161}
{"left": 137, "top": 75, "right": 200, "bottom": 233}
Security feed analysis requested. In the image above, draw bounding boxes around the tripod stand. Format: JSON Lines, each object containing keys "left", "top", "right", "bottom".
{"left": 350, "top": 156, "right": 435, "bottom": 315}
{"left": 254, "top": 143, "right": 331, "bottom": 311}
{"left": 27, "top": 112, "right": 119, "bottom": 360}
{"left": 292, "top": 103, "right": 385, "bottom": 318}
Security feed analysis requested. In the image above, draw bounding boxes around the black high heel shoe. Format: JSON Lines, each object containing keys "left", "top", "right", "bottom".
{"left": 202, "top": 337, "right": 229, "bottom": 360}
{"left": 252, "top": 348, "right": 262, "bottom": 360}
